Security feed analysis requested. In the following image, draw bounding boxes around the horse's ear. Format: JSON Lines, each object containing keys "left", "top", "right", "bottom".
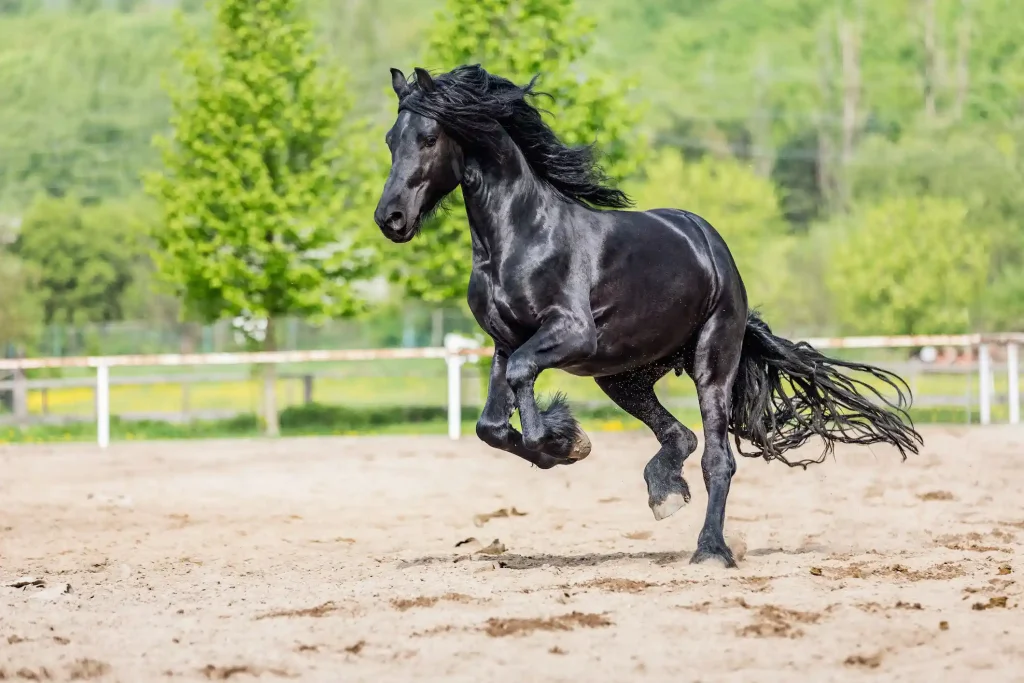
{"left": 414, "top": 67, "right": 436, "bottom": 93}
{"left": 390, "top": 68, "right": 410, "bottom": 99}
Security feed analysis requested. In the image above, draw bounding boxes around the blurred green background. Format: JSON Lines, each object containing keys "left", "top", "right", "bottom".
{"left": 0, "top": 0, "right": 1020, "bottom": 441}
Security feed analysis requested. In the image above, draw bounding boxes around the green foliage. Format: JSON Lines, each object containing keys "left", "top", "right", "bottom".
{"left": 0, "top": 394, "right": 986, "bottom": 445}
{"left": 847, "top": 128, "right": 1024, "bottom": 332}
{"left": 0, "top": 1, "right": 429, "bottom": 214}
{"left": 146, "top": 0, "right": 382, "bottom": 330}
{"left": 312, "top": 0, "right": 435, "bottom": 117}
{"left": 593, "top": 0, "right": 1024, "bottom": 222}
{"left": 0, "top": 12, "right": 179, "bottom": 210}
{"left": 13, "top": 195, "right": 154, "bottom": 325}
{"left": 0, "top": 248, "right": 43, "bottom": 349}
{"left": 597, "top": 0, "right": 1024, "bottom": 137}
{"left": 3, "top": 0, "right": 1024, "bottom": 354}
{"left": 389, "top": 0, "right": 648, "bottom": 304}
{"left": 850, "top": 129, "right": 1024, "bottom": 228}
{"left": 825, "top": 196, "right": 991, "bottom": 335}
{"left": 0, "top": 0, "right": 40, "bottom": 14}
{"left": 979, "top": 267, "right": 1024, "bottom": 332}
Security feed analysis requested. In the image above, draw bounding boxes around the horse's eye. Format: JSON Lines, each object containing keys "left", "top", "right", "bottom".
{"left": 424, "top": 136, "right": 438, "bottom": 148}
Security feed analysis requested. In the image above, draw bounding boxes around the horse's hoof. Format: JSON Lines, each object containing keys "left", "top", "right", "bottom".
{"left": 645, "top": 469, "right": 690, "bottom": 521}
{"left": 650, "top": 491, "right": 687, "bottom": 521}
{"left": 690, "top": 544, "right": 738, "bottom": 569}
{"left": 567, "top": 430, "right": 591, "bottom": 461}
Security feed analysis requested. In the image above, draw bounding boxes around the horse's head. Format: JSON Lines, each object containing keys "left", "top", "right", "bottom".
{"left": 374, "top": 68, "right": 464, "bottom": 243}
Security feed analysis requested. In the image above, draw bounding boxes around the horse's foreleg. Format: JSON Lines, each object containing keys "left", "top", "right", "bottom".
{"left": 505, "top": 312, "right": 596, "bottom": 461}
{"left": 475, "top": 350, "right": 564, "bottom": 469}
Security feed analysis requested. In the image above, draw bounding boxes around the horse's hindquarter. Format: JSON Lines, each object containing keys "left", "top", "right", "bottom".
{"left": 574, "top": 209, "right": 718, "bottom": 376}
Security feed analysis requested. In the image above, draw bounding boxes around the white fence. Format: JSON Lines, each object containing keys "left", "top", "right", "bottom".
{"left": 0, "top": 332, "right": 1020, "bottom": 448}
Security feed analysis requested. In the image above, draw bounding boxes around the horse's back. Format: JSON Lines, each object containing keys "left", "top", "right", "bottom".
{"left": 596, "top": 206, "right": 743, "bottom": 300}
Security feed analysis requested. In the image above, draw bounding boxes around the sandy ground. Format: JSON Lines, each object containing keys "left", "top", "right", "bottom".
{"left": 1, "top": 426, "right": 1023, "bottom": 682}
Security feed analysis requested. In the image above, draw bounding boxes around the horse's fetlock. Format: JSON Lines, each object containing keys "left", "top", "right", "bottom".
{"left": 522, "top": 433, "right": 545, "bottom": 452}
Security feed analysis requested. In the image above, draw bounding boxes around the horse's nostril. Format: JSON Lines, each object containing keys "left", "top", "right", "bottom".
{"left": 385, "top": 211, "right": 404, "bottom": 229}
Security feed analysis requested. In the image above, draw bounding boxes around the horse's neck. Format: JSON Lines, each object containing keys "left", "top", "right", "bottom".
{"left": 461, "top": 136, "right": 552, "bottom": 261}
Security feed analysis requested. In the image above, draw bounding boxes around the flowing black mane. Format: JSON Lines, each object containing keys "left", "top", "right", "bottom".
{"left": 397, "top": 64, "right": 632, "bottom": 210}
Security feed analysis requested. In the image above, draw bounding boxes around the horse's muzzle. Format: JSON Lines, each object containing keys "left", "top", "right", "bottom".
{"left": 374, "top": 205, "right": 416, "bottom": 243}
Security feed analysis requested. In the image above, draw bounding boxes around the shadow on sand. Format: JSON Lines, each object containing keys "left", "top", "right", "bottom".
{"left": 397, "top": 544, "right": 825, "bottom": 570}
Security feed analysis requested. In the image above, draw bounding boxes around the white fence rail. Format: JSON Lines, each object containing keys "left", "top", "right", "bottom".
{"left": 0, "top": 332, "right": 1021, "bottom": 448}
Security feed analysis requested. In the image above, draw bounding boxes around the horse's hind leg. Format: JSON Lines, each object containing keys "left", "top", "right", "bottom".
{"left": 595, "top": 364, "right": 697, "bottom": 521}
{"left": 687, "top": 304, "right": 746, "bottom": 568}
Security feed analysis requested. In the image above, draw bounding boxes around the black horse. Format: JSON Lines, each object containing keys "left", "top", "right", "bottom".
{"left": 374, "top": 65, "right": 922, "bottom": 567}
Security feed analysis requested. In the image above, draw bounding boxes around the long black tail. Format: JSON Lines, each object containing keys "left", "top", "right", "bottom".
{"left": 730, "top": 311, "right": 923, "bottom": 468}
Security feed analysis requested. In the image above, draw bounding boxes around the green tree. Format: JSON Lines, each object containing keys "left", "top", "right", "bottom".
{"left": 980, "top": 267, "right": 1024, "bottom": 332}
{"left": 0, "top": 0, "right": 40, "bottom": 15}
{"left": 825, "top": 196, "right": 990, "bottom": 335}
{"left": 146, "top": 0, "right": 381, "bottom": 436}
{"left": 13, "top": 195, "right": 151, "bottom": 325}
{"left": 591, "top": 0, "right": 1024, "bottom": 228}
{"left": 388, "top": 0, "right": 648, "bottom": 304}
{"left": 849, "top": 128, "right": 1024, "bottom": 234}
{"left": 0, "top": 11, "right": 179, "bottom": 211}
{"left": 0, "top": 248, "right": 43, "bottom": 352}
{"left": 69, "top": 0, "right": 102, "bottom": 13}
{"left": 626, "top": 148, "right": 794, "bottom": 324}
{"left": 312, "top": 0, "right": 431, "bottom": 117}
{"left": 848, "top": 127, "right": 1024, "bottom": 332}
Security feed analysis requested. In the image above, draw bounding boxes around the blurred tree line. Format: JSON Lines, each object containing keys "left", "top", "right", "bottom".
{"left": 1, "top": 0, "right": 1022, "bottom": 360}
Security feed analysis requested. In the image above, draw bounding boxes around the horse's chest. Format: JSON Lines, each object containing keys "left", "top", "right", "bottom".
{"left": 468, "top": 269, "right": 535, "bottom": 348}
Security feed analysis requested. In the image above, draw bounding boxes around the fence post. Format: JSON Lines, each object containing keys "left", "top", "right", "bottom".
{"left": 303, "top": 374, "right": 314, "bottom": 404}
{"left": 96, "top": 362, "right": 110, "bottom": 449}
{"left": 1008, "top": 342, "right": 1020, "bottom": 425}
{"left": 13, "top": 369, "right": 28, "bottom": 424}
{"left": 978, "top": 344, "right": 991, "bottom": 425}
{"left": 445, "top": 338, "right": 464, "bottom": 441}
{"left": 431, "top": 309, "right": 444, "bottom": 347}
{"left": 444, "top": 334, "right": 480, "bottom": 440}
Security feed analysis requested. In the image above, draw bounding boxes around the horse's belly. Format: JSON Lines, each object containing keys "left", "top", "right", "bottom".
{"left": 563, "top": 298, "right": 706, "bottom": 377}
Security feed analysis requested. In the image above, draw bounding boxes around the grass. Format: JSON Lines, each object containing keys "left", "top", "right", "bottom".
{"left": 0, "top": 402, "right": 656, "bottom": 445}
{"left": 18, "top": 361, "right": 1002, "bottom": 415}
{"left": 0, "top": 399, "right": 996, "bottom": 446}
{"left": 2, "top": 356, "right": 1011, "bottom": 445}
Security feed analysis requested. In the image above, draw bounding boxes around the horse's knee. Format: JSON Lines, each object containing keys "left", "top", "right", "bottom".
{"left": 476, "top": 419, "right": 510, "bottom": 449}
{"left": 504, "top": 356, "right": 536, "bottom": 393}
